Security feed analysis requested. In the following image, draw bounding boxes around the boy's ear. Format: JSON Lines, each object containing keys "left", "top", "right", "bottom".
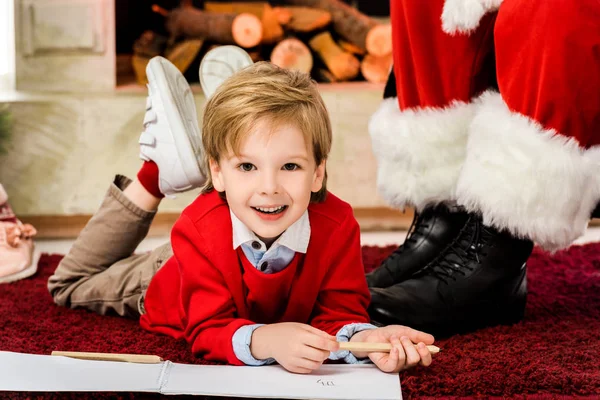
{"left": 311, "top": 161, "right": 326, "bottom": 192}
{"left": 209, "top": 158, "right": 225, "bottom": 192}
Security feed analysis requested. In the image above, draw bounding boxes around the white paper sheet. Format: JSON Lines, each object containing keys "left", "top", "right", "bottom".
{"left": 0, "top": 351, "right": 402, "bottom": 400}
{"left": 0, "top": 351, "right": 166, "bottom": 392}
{"left": 163, "top": 362, "right": 401, "bottom": 399}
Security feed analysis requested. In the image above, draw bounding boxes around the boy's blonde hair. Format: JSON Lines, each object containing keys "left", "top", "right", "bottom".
{"left": 201, "top": 62, "right": 332, "bottom": 202}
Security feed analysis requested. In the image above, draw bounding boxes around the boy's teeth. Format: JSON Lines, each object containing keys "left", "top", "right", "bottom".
{"left": 257, "top": 206, "right": 284, "bottom": 213}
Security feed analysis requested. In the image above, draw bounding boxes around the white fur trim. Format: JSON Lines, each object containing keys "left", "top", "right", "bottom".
{"left": 368, "top": 97, "right": 475, "bottom": 211}
{"left": 456, "top": 91, "right": 600, "bottom": 251}
{"left": 442, "top": 0, "right": 503, "bottom": 34}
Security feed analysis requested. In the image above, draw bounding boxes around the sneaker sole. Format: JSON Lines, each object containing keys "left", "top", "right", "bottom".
{"left": 146, "top": 57, "right": 205, "bottom": 192}
{"left": 199, "top": 46, "right": 254, "bottom": 99}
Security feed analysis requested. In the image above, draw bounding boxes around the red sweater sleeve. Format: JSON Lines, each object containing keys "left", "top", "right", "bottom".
{"left": 171, "top": 214, "right": 254, "bottom": 365}
{"left": 309, "top": 212, "right": 371, "bottom": 335}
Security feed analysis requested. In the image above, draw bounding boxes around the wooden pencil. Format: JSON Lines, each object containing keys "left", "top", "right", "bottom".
{"left": 51, "top": 351, "right": 163, "bottom": 364}
{"left": 338, "top": 342, "right": 440, "bottom": 354}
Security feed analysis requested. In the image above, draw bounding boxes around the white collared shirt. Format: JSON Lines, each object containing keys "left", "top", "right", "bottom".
{"left": 230, "top": 209, "right": 310, "bottom": 273}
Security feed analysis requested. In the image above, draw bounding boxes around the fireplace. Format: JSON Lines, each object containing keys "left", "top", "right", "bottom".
{"left": 4, "top": 0, "right": 403, "bottom": 231}
{"left": 14, "top": 0, "right": 391, "bottom": 91}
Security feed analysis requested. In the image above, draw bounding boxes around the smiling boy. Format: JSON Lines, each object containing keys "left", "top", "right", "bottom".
{"left": 49, "top": 50, "right": 434, "bottom": 374}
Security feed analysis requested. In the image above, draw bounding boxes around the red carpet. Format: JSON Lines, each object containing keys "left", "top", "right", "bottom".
{"left": 1, "top": 244, "right": 600, "bottom": 399}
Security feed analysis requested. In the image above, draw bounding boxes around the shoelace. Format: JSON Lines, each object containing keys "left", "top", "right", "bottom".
{"left": 381, "top": 211, "right": 431, "bottom": 269}
{"left": 425, "top": 216, "right": 491, "bottom": 283}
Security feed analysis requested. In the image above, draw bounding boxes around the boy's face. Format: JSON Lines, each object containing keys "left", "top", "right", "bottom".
{"left": 209, "top": 119, "right": 325, "bottom": 244}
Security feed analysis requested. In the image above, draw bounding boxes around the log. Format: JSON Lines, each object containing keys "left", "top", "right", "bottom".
{"left": 247, "top": 50, "right": 264, "bottom": 62}
{"left": 365, "top": 24, "right": 392, "bottom": 57}
{"left": 309, "top": 31, "right": 359, "bottom": 81}
{"left": 204, "top": 2, "right": 284, "bottom": 44}
{"left": 281, "top": 6, "right": 331, "bottom": 32}
{"left": 132, "top": 30, "right": 167, "bottom": 57}
{"left": 313, "top": 68, "right": 337, "bottom": 83}
{"left": 260, "top": 4, "right": 285, "bottom": 44}
{"left": 272, "top": 7, "right": 293, "bottom": 25}
{"left": 360, "top": 53, "right": 393, "bottom": 83}
{"left": 131, "top": 55, "right": 151, "bottom": 85}
{"left": 151, "top": 4, "right": 169, "bottom": 17}
{"left": 270, "top": 38, "right": 313, "bottom": 73}
{"left": 131, "top": 38, "right": 204, "bottom": 86}
{"left": 204, "top": 1, "right": 266, "bottom": 15}
{"left": 164, "top": 38, "right": 204, "bottom": 74}
{"left": 166, "top": 7, "right": 263, "bottom": 48}
{"left": 285, "top": 0, "right": 392, "bottom": 56}
{"left": 338, "top": 39, "right": 366, "bottom": 56}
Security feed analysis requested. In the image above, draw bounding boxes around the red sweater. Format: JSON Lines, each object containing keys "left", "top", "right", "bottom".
{"left": 140, "top": 190, "right": 371, "bottom": 365}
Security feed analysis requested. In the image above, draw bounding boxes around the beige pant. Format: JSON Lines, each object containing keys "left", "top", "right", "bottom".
{"left": 47, "top": 175, "right": 173, "bottom": 318}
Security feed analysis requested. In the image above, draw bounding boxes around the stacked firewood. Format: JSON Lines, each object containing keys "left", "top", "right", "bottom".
{"left": 132, "top": 0, "right": 392, "bottom": 85}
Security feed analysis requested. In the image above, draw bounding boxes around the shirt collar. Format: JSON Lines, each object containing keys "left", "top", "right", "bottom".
{"left": 230, "top": 209, "right": 310, "bottom": 254}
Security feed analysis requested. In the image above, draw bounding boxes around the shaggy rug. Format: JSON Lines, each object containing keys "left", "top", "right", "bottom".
{"left": 1, "top": 244, "right": 600, "bottom": 399}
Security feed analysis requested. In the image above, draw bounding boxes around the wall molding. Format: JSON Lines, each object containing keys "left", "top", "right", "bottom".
{"left": 21, "top": 207, "right": 416, "bottom": 239}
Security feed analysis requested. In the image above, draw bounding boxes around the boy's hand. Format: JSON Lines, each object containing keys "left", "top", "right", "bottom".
{"left": 350, "top": 325, "right": 435, "bottom": 373}
{"left": 250, "top": 323, "right": 340, "bottom": 374}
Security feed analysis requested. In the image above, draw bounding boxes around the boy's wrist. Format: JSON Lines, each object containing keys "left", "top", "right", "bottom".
{"left": 349, "top": 329, "right": 370, "bottom": 343}
{"left": 249, "top": 325, "right": 271, "bottom": 360}
{"left": 348, "top": 329, "right": 371, "bottom": 359}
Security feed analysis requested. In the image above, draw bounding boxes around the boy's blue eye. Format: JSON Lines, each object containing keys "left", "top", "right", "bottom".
{"left": 239, "top": 163, "right": 255, "bottom": 172}
{"left": 283, "top": 163, "right": 299, "bottom": 171}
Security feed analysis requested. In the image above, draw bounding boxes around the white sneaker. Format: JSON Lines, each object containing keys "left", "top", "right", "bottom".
{"left": 199, "top": 46, "right": 254, "bottom": 99}
{"left": 139, "top": 56, "right": 206, "bottom": 196}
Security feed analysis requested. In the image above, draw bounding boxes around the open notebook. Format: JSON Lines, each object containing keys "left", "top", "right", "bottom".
{"left": 0, "top": 351, "right": 402, "bottom": 400}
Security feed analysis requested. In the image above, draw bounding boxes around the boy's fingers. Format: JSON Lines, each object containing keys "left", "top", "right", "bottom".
{"left": 288, "top": 366, "right": 313, "bottom": 375}
{"left": 305, "top": 325, "right": 337, "bottom": 341}
{"left": 401, "top": 336, "right": 420, "bottom": 366}
{"left": 387, "top": 336, "right": 403, "bottom": 372}
{"left": 404, "top": 328, "right": 435, "bottom": 345}
{"left": 367, "top": 351, "right": 385, "bottom": 365}
{"left": 295, "top": 357, "right": 323, "bottom": 372}
{"left": 304, "top": 332, "right": 339, "bottom": 352}
{"left": 381, "top": 347, "right": 399, "bottom": 373}
{"left": 417, "top": 342, "right": 433, "bottom": 367}
{"left": 301, "top": 344, "right": 331, "bottom": 362}
{"left": 392, "top": 334, "right": 404, "bottom": 349}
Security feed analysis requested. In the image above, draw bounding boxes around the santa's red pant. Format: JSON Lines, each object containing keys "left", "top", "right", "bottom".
{"left": 369, "top": 0, "right": 600, "bottom": 251}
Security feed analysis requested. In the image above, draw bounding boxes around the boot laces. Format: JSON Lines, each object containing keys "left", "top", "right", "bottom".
{"left": 426, "top": 216, "right": 491, "bottom": 283}
{"left": 381, "top": 211, "right": 430, "bottom": 268}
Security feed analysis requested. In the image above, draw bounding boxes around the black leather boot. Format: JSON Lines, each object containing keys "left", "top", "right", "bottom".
{"left": 368, "top": 214, "right": 534, "bottom": 337}
{"left": 367, "top": 66, "right": 471, "bottom": 289}
{"left": 366, "top": 205, "right": 470, "bottom": 288}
